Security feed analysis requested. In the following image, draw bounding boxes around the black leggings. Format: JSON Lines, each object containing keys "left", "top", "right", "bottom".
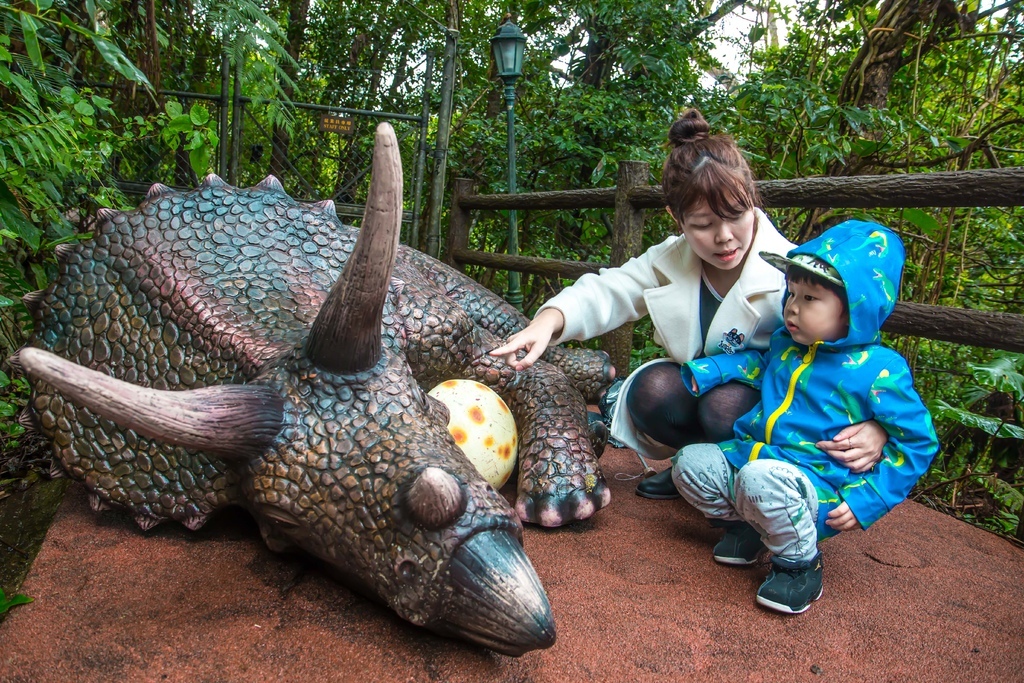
{"left": 625, "top": 361, "right": 760, "bottom": 448}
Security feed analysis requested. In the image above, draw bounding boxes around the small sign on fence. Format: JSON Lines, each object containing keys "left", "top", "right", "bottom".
{"left": 319, "top": 114, "right": 355, "bottom": 135}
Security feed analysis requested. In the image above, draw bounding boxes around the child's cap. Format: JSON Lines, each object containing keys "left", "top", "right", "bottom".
{"left": 759, "top": 251, "right": 845, "bottom": 288}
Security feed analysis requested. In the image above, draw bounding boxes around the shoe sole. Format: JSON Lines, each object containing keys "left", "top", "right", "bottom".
{"left": 714, "top": 555, "right": 759, "bottom": 566}
{"left": 634, "top": 490, "right": 681, "bottom": 500}
{"left": 756, "top": 586, "right": 824, "bottom": 614}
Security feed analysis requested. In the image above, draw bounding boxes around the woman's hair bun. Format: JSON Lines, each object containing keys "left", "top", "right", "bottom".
{"left": 668, "top": 108, "right": 710, "bottom": 146}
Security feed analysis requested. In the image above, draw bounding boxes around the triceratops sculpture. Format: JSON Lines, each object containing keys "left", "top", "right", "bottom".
{"left": 13, "top": 124, "right": 615, "bottom": 655}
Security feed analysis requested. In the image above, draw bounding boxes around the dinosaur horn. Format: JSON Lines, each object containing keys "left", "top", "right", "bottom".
{"left": 19, "top": 347, "right": 283, "bottom": 460}
{"left": 306, "top": 123, "right": 402, "bottom": 373}
{"left": 406, "top": 467, "right": 466, "bottom": 529}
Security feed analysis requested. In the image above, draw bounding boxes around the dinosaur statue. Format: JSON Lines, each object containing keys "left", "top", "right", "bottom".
{"left": 13, "top": 124, "right": 615, "bottom": 655}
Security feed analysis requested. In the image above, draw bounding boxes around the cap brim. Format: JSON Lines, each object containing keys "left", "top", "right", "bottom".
{"left": 758, "top": 251, "right": 844, "bottom": 287}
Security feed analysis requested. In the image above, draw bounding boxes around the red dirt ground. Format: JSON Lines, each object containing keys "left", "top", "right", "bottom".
{"left": 1, "top": 444, "right": 1022, "bottom": 682}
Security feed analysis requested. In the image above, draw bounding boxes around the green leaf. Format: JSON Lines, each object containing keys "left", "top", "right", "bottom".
{"left": 0, "top": 180, "right": 41, "bottom": 251}
{"left": 90, "top": 94, "right": 113, "bottom": 112}
{"left": 944, "top": 136, "right": 970, "bottom": 153}
{"left": 189, "top": 103, "right": 210, "bottom": 126}
{"left": 0, "top": 587, "right": 33, "bottom": 615}
{"left": 30, "top": 262, "right": 47, "bottom": 290}
{"left": 165, "top": 114, "right": 193, "bottom": 135}
{"left": 165, "top": 101, "right": 183, "bottom": 118}
{"left": 902, "top": 208, "right": 942, "bottom": 236}
{"left": 20, "top": 13, "right": 44, "bottom": 73}
{"left": 748, "top": 25, "right": 766, "bottom": 43}
{"left": 0, "top": 401, "right": 16, "bottom": 418}
{"left": 0, "top": 370, "right": 9, "bottom": 387}
{"left": 929, "top": 400, "right": 1024, "bottom": 440}
{"left": 849, "top": 137, "right": 882, "bottom": 157}
{"left": 91, "top": 37, "right": 152, "bottom": 88}
{"left": 189, "top": 145, "right": 212, "bottom": 177}
{"left": 0, "top": 296, "right": 12, "bottom": 307}
{"left": 74, "top": 100, "right": 96, "bottom": 117}
{"left": 968, "top": 354, "right": 1024, "bottom": 400}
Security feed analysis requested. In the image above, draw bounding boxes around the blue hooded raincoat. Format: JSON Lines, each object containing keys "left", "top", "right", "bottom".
{"left": 681, "top": 220, "right": 939, "bottom": 536}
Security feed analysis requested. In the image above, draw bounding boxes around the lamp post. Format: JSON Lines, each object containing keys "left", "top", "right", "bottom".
{"left": 491, "top": 14, "right": 526, "bottom": 311}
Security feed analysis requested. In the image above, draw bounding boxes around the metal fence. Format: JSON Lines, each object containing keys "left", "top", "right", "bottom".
{"left": 90, "top": 52, "right": 435, "bottom": 244}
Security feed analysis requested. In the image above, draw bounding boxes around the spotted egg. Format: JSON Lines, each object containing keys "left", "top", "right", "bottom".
{"left": 428, "top": 379, "right": 518, "bottom": 489}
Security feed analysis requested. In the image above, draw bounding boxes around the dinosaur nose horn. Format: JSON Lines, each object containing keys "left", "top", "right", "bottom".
{"left": 437, "top": 530, "right": 557, "bottom": 656}
{"left": 306, "top": 123, "right": 403, "bottom": 373}
{"left": 406, "top": 467, "right": 466, "bottom": 529}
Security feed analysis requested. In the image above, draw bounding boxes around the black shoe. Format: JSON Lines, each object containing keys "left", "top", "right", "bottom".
{"left": 710, "top": 520, "right": 766, "bottom": 566}
{"left": 635, "top": 467, "right": 680, "bottom": 499}
{"left": 756, "top": 553, "right": 824, "bottom": 614}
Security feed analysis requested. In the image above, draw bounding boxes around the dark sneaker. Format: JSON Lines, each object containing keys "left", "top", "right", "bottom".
{"left": 756, "top": 553, "right": 824, "bottom": 614}
{"left": 635, "top": 467, "right": 681, "bottom": 499}
{"left": 711, "top": 520, "right": 766, "bottom": 566}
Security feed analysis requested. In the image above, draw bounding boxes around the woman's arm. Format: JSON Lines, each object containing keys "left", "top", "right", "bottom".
{"left": 488, "top": 308, "right": 564, "bottom": 371}
{"left": 490, "top": 237, "right": 678, "bottom": 370}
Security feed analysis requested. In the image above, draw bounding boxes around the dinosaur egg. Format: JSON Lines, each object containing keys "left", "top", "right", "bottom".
{"left": 428, "top": 380, "right": 518, "bottom": 489}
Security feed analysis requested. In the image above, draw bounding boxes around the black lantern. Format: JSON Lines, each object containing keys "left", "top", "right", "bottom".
{"left": 490, "top": 14, "right": 527, "bottom": 310}
{"left": 490, "top": 15, "right": 526, "bottom": 83}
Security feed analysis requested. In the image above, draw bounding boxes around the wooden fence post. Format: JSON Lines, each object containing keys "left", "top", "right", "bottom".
{"left": 444, "top": 178, "right": 476, "bottom": 271}
{"left": 600, "top": 161, "right": 648, "bottom": 377}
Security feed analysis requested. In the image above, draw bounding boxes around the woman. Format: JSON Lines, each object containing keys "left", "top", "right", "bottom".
{"left": 491, "top": 109, "right": 885, "bottom": 498}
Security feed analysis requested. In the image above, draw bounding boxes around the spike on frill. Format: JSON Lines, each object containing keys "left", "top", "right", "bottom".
{"left": 255, "top": 175, "right": 285, "bottom": 193}
{"left": 135, "top": 514, "right": 162, "bottom": 531}
{"left": 17, "top": 409, "right": 36, "bottom": 432}
{"left": 202, "top": 173, "right": 227, "bottom": 188}
{"left": 313, "top": 199, "right": 337, "bottom": 217}
{"left": 89, "top": 492, "right": 112, "bottom": 512}
{"left": 21, "top": 290, "right": 44, "bottom": 316}
{"left": 6, "top": 348, "right": 21, "bottom": 373}
{"left": 183, "top": 514, "right": 209, "bottom": 531}
{"left": 96, "top": 207, "right": 117, "bottom": 222}
{"left": 146, "top": 182, "right": 174, "bottom": 199}
{"left": 55, "top": 243, "right": 76, "bottom": 261}
{"left": 49, "top": 460, "right": 66, "bottom": 479}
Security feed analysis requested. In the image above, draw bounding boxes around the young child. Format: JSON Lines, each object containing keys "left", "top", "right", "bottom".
{"left": 672, "top": 219, "right": 939, "bottom": 614}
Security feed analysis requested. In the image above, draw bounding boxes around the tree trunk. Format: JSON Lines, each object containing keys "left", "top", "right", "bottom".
{"left": 269, "top": 0, "right": 311, "bottom": 180}
{"left": 832, "top": 0, "right": 965, "bottom": 175}
{"left": 145, "top": 0, "right": 162, "bottom": 93}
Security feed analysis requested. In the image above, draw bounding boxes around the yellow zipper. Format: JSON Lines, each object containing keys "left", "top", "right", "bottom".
{"left": 750, "top": 341, "right": 821, "bottom": 461}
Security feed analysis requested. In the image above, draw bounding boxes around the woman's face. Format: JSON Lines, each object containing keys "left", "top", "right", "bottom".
{"left": 673, "top": 202, "right": 756, "bottom": 274}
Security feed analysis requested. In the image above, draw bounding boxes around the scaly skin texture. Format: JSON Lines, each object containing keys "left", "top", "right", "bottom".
{"left": 26, "top": 179, "right": 612, "bottom": 530}
{"left": 23, "top": 170, "right": 588, "bottom": 654}
{"left": 399, "top": 248, "right": 616, "bottom": 402}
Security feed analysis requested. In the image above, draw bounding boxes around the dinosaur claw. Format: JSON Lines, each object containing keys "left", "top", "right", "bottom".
{"left": 515, "top": 479, "right": 610, "bottom": 527}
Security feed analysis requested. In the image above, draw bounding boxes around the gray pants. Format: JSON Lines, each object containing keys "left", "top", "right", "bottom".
{"left": 672, "top": 443, "right": 820, "bottom": 562}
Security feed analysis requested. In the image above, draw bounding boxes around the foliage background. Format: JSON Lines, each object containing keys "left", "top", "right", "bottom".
{"left": 0, "top": 0, "right": 1021, "bottom": 539}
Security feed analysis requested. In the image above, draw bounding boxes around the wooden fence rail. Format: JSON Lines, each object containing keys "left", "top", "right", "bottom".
{"left": 446, "top": 165, "right": 1024, "bottom": 374}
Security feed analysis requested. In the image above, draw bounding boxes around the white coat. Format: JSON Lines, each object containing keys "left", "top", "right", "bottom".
{"left": 538, "top": 209, "right": 796, "bottom": 459}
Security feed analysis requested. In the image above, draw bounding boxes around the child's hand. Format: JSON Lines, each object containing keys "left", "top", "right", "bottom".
{"left": 691, "top": 377, "right": 698, "bottom": 394}
{"left": 825, "top": 502, "right": 860, "bottom": 532}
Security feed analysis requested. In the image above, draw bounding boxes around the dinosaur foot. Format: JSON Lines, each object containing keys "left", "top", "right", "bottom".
{"left": 515, "top": 479, "right": 611, "bottom": 527}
